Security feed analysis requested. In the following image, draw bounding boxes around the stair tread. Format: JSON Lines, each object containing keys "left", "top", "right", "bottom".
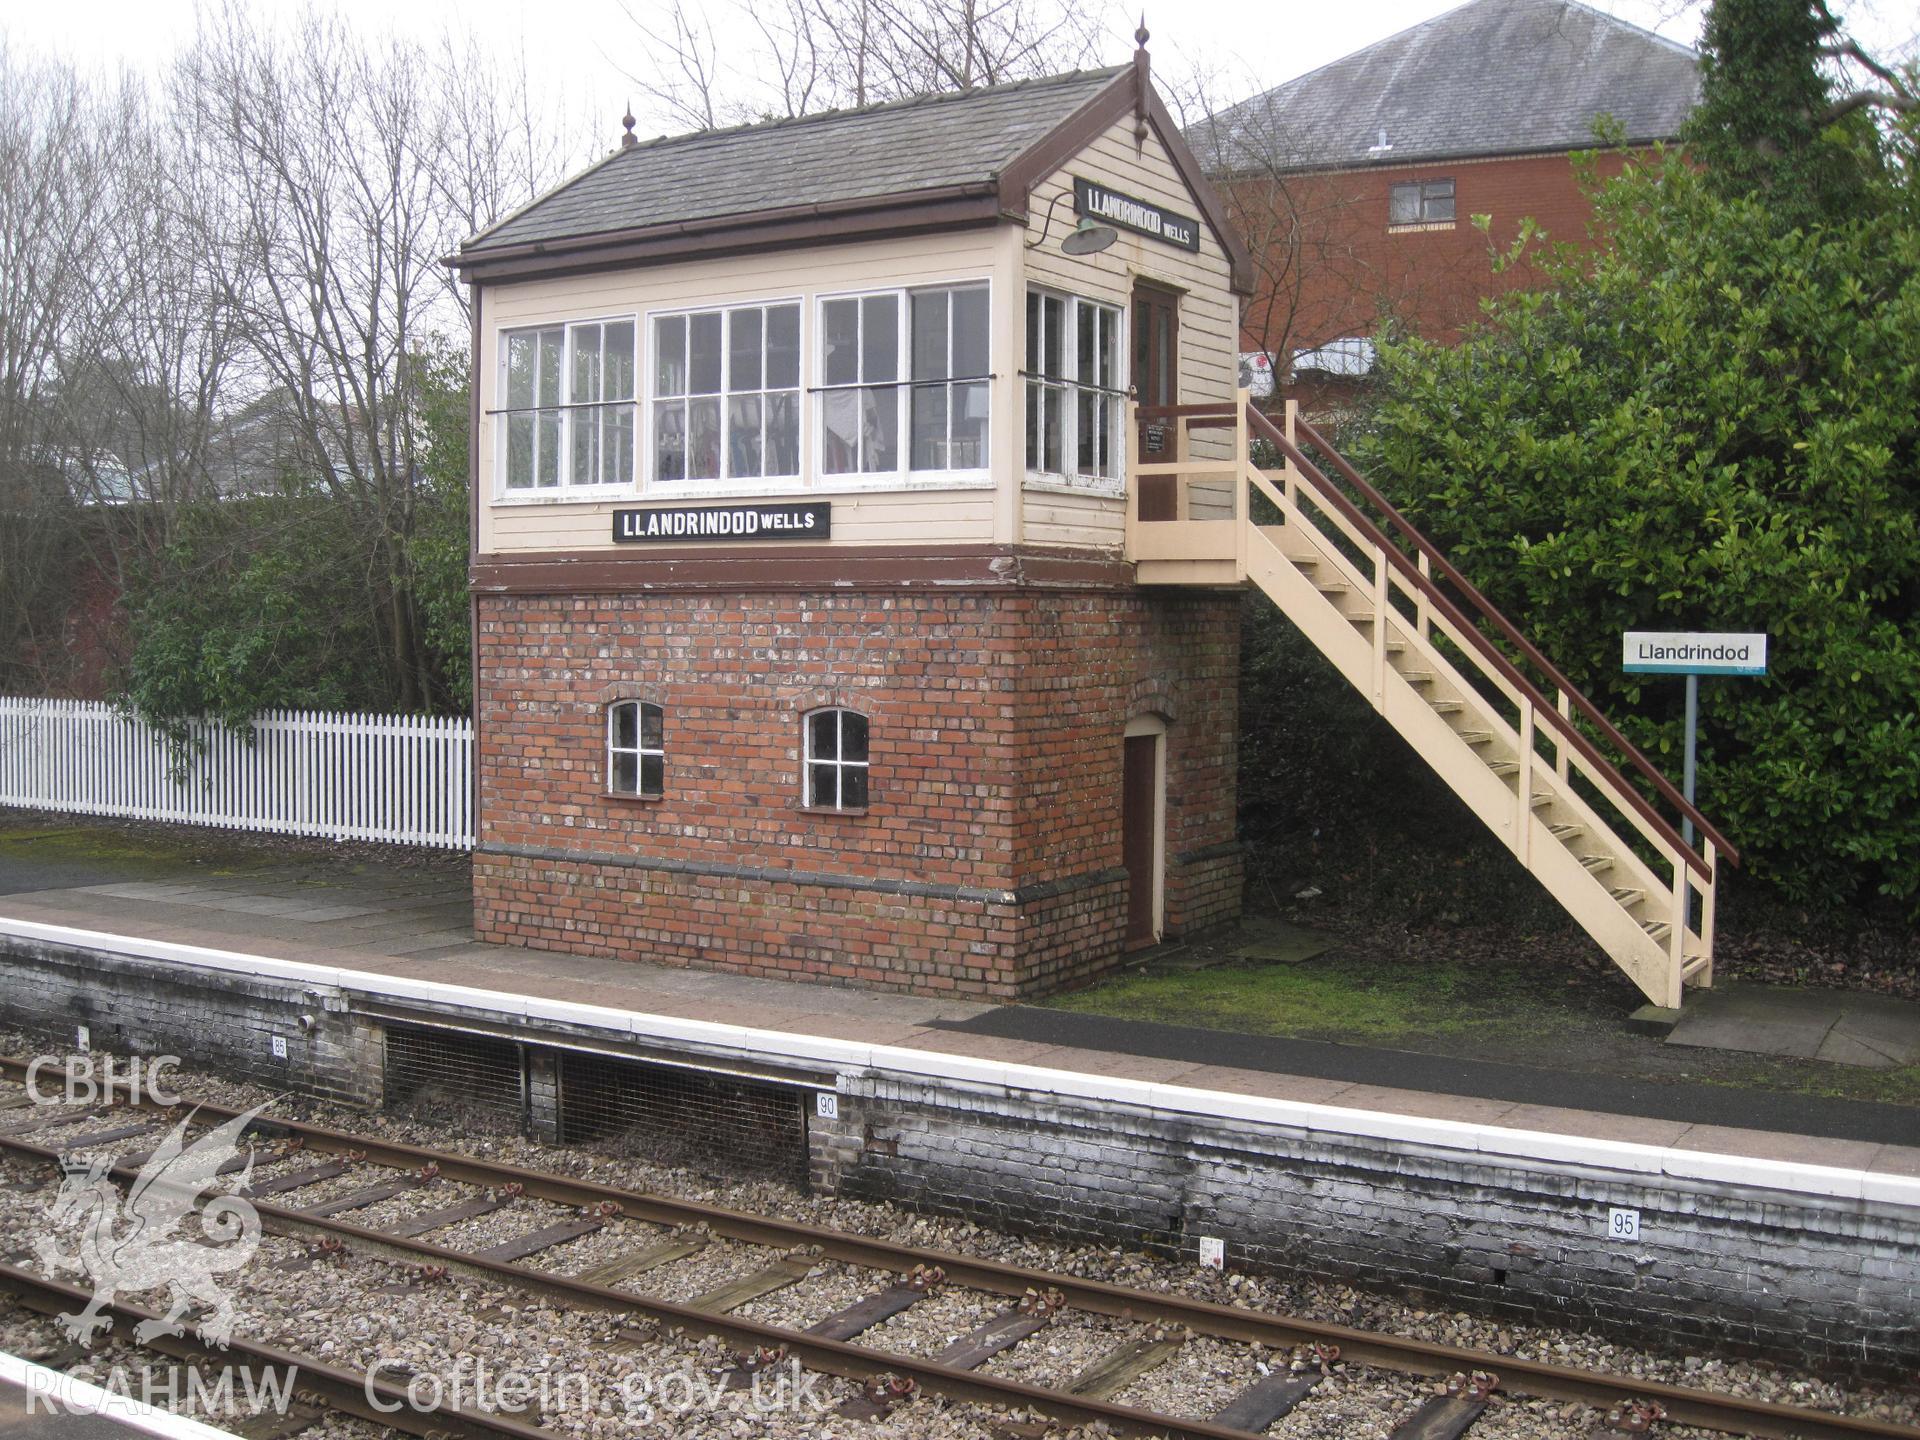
{"left": 1548, "top": 823, "right": 1583, "bottom": 839}
{"left": 1578, "top": 855, "right": 1612, "bottom": 871}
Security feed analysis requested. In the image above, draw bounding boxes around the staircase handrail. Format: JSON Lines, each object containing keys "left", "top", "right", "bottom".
{"left": 1247, "top": 403, "right": 1738, "bottom": 878}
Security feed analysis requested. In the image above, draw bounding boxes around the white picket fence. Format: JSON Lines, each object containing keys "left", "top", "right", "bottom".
{"left": 0, "top": 698, "right": 473, "bottom": 850}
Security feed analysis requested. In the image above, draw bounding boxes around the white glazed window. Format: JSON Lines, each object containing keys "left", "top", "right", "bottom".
{"left": 652, "top": 302, "right": 801, "bottom": 483}
{"left": 804, "top": 708, "right": 869, "bottom": 810}
{"left": 499, "top": 320, "right": 635, "bottom": 491}
{"left": 1025, "top": 290, "right": 1123, "bottom": 483}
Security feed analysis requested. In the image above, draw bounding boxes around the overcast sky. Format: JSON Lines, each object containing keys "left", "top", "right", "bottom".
{"left": 6, "top": 0, "right": 1916, "bottom": 156}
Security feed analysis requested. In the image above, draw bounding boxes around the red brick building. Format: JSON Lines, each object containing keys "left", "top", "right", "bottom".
{"left": 451, "top": 50, "right": 1255, "bottom": 999}
{"left": 1189, "top": 0, "right": 1700, "bottom": 396}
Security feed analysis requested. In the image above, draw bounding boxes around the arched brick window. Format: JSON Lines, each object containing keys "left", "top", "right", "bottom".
{"left": 804, "top": 708, "right": 869, "bottom": 810}
{"left": 607, "top": 700, "right": 664, "bottom": 798}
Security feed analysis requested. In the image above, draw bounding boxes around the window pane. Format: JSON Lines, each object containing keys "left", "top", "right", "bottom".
{"left": 952, "top": 287, "right": 988, "bottom": 377}
{"left": 766, "top": 304, "right": 800, "bottom": 388}
{"left": 1092, "top": 306, "right": 1116, "bottom": 388}
{"left": 1025, "top": 382, "right": 1039, "bottom": 471}
{"left": 1390, "top": 184, "right": 1418, "bottom": 223}
{"left": 1043, "top": 295, "right": 1065, "bottom": 377}
{"left": 862, "top": 295, "right": 898, "bottom": 381}
{"left": 822, "top": 390, "right": 858, "bottom": 474}
{"left": 607, "top": 404, "right": 634, "bottom": 485}
{"left": 537, "top": 413, "right": 560, "bottom": 486}
{"left": 640, "top": 753, "right": 664, "bottom": 797}
{"left": 911, "top": 290, "right": 948, "bottom": 381}
{"left": 572, "top": 324, "right": 601, "bottom": 404}
{"left": 842, "top": 765, "right": 868, "bottom": 809}
{"left": 1077, "top": 301, "right": 1096, "bottom": 382}
{"left": 572, "top": 407, "right": 598, "bottom": 487}
{"left": 808, "top": 710, "right": 838, "bottom": 760}
{"left": 612, "top": 701, "right": 637, "bottom": 748}
{"left": 688, "top": 396, "right": 722, "bottom": 479}
{"left": 1026, "top": 292, "right": 1041, "bottom": 374}
{"left": 1077, "top": 389, "right": 1097, "bottom": 474}
{"left": 729, "top": 308, "right": 762, "bottom": 393}
{"left": 654, "top": 401, "right": 685, "bottom": 480}
{"left": 639, "top": 702, "right": 662, "bottom": 749}
{"left": 842, "top": 713, "right": 868, "bottom": 762}
{"left": 951, "top": 382, "right": 987, "bottom": 469}
{"left": 655, "top": 316, "right": 687, "bottom": 396}
{"left": 537, "top": 330, "right": 563, "bottom": 406}
{"left": 689, "top": 312, "right": 723, "bottom": 394}
{"left": 605, "top": 321, "right": 635, "bottom": 400}
{"left": 1426, "top": 181, "right": 1455, "bottom": 221}
{"left": 864, "top": 387, "right": 897, "bottom": 471}
{"left": 506, "top": 414, "right": 533, "bottom": 488}
{"left": 727, "top": 394, "right": 763, "bottom": 477}
{"left": 809, "top": 763, "right": 837, "bottom": 808}
{"left": 506, "top": 333, "right": 536, "bottom": 409}
{"left": 1045, "top": 388, "right": 1064, "bottom": 473}
{"left": 911, "top": 385, "right": 947, "bottom": 470}
{"left": 823, "top": 300, "right": 859, "bottom": 386}
{"left": 613, "top": 752, "right": 638, "bottom": 794}
{"left": 767, "top": 391, "right": 799, "bottom": 475}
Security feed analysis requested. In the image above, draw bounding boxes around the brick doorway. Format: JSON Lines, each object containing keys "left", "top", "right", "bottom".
{"left": 1122, "top": 717, "right": 1167, "bottom": 949}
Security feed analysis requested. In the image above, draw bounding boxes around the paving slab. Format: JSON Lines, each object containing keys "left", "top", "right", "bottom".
{"left": 1667, "top": 982, "right": 1920, "bottom": 1068}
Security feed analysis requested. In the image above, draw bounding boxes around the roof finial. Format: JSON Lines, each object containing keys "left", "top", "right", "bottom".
{"left": 1135, "top": 14, "right": 1150, "bottom": 48}
{"left": 620, "top": 102, "right": 638, "bottom": 149}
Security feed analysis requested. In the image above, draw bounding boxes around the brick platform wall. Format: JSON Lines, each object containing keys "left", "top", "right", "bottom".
{"left": 812, "top": 1073, "right": 1920, "bottom": 1381}
{"left": 473, "top": 583, "right": 1242, "bottom": 997}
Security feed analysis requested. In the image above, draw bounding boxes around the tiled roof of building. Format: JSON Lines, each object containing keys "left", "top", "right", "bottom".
{"left": 464, "top": 67, "right": 1128, "bottom": 254}
{"left": 1189, "top": 0, "right": 1700, "bottom": 174}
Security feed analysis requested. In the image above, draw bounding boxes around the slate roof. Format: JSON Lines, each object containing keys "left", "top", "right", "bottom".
{"left": 1189, "top": 0, "right": 1700, "bottom": 175}
{"left": 464, "top": 67, "right": 1128, "bottom": 254}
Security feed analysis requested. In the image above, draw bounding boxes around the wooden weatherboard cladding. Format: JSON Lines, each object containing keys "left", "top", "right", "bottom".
{"left": 614, "top": 502, "right": 831, "bottom": 544}
{"left": 1074, "top": 177, "right": 1199, "bottom": 252}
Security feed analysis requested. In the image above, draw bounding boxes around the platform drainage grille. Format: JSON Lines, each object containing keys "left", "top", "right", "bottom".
{"left": 383, "top": 1026, "right": 524, "bottom": 1132}
{"left": 557, "top": 1051, "right": 807, "bottom": 1185}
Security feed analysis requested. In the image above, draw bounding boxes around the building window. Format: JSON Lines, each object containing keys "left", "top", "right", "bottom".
{"left": 608, "top": 700, "right": 664, "bottom": 798}
{"left": 1026, "top": 291, "right": 1123, "bottom": 483}
{"left": 820, "top": 283, "right": 989, "bottom": 478}
{"left": 500, "top": 319, "right": 635, "bottom": 491}
{"left": 910, "top": 285, "right": 990, "bottom": 471}
{"left": 804, "top": 708, "right": 869, "bottom": 810}
{"left": 1389, "top": 179, "right": 1455, "bottom": 225}
{"left": 652, "top": 302, "right": 801, "bottom": 483}
{"left": 820, "top": 294, "right": 899, "bottom": 475}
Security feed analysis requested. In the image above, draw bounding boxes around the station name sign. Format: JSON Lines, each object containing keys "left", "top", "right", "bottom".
{"left": 1622, "top": 631, "right": 1768, "bottom": 676}
{"left": 1073, "top": 177, "right": 1200, "bottom": 253}
{"left": 612, "top": 501, "right": 830, "bottom": 543}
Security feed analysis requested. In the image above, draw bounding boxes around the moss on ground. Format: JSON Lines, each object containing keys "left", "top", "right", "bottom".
{"left": 1045, "top": 946, "right": 1920, "bottom": 1110}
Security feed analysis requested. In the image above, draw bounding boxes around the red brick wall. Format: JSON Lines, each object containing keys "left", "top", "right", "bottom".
{"left": 1228, "top": 149, "right": 1638, "bottom": 360}
{"left": 473, "top": 583, "right": 1242, "bottom": 998}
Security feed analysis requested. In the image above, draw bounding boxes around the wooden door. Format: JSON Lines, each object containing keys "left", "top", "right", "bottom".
{"left": 1133, "top": 284, "right": 1180, "bottom": 521}
{"left": 1122, "top": 734, "right": 1159, "bottom": 949}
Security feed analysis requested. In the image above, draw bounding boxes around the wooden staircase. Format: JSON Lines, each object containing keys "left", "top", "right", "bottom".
{"left": 1126, "top": 393, "right": 1737, "bottom": 1009}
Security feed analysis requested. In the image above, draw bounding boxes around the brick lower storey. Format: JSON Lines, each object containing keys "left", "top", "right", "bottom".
{"left": 472, "top": 578, "right": 1243, "bottom": 998}
{"left": 474, "top": 839, "right": 1243, "bottom": 1000}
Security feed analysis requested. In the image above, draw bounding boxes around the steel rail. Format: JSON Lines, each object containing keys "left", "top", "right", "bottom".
{"left": 1, "top": 1065, "right": 1909, "bottom": 1440}
{"left": 0, "top": 1261, "right": 552, "bottom": 1440}
{"left": 0, "top": 1125, "right": 1268, "bottom": 1440}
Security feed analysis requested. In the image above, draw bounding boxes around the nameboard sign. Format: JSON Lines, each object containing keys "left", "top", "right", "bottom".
{"left": 613, "top": 502, "right": 830, "bottom": 543}
{"left": 1073, "top": 177, "right": 1201, "bottom": 253}
{"left": 1622, "top": 631, "right": 1768, "bottom": 676}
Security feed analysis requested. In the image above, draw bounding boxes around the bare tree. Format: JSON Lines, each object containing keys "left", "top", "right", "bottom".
{"left": 619, "top": 0, "right": 1114, "bottom": 130}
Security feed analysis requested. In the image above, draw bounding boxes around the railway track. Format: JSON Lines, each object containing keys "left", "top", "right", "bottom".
{"left": 0, "top": 1057, "right": 1911, "bottom": 1440}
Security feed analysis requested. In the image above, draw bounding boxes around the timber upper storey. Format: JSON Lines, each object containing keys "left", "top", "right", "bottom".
{"left": 452, "top": 57, "right": 1252, "bottom": 570}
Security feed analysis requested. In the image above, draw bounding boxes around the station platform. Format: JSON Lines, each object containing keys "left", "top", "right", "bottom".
{"left": 0, "top": 1351, "right": 236, "bottom": 1439}
{"left": 0, "top": 860, "right": 1915, "bottom": 1183}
